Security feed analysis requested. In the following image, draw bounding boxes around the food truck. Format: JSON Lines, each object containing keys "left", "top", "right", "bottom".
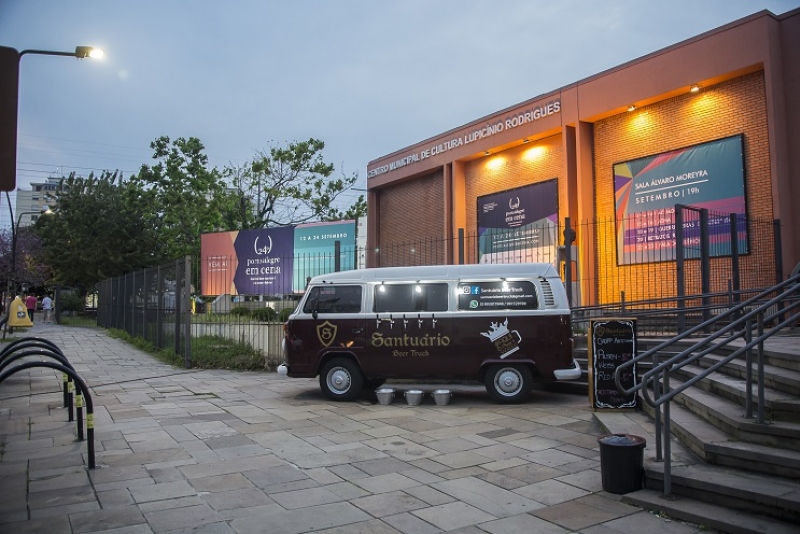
{"left": 278, "top": 263, "right": 579, "bottom": 403}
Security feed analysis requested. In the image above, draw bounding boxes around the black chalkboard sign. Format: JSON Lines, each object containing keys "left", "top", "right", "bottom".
{"left": 589, "top": 318, "right": 637, "bottom": 410}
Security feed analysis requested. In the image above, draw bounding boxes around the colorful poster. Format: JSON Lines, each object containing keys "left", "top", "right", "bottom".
{"left": 233, "top": 227, "right": 295, "bottom": 295}
{"left": 200, "top": 221, "right": 357, "bottom": 296}
{"left": 200, "top": 231, "right": 238, "bottom": 296}
{"left": 293, "top": 220, "right": 357, "bottom": 292}
{"left": 477, "top": 180, "right": 559, "bottom": 264}
{"left": 614, "top": 135, "right": 746, "bottom": 265}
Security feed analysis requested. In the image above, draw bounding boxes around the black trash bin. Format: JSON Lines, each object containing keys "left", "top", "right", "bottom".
{"left": 597, "top": 434, "right": 646, "bottom": 494}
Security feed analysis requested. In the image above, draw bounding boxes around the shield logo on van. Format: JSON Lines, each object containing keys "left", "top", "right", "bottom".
{"left": 316, "top": 321, "right": 337, "bottom": 348}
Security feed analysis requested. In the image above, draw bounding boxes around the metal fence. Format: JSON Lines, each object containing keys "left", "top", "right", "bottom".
{"left": 98, "top": 208, "right": 783, "bottom": 367}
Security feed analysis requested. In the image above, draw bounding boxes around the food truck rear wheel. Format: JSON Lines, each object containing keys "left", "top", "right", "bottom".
{"left": 485, "top": 364, "right": 532, "bottom": 404}
{"left": 320, "top": 358, "right": 364, "bottom": 401}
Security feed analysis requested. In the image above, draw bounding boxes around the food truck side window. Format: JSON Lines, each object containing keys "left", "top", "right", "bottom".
{"left": 457, "top": 281, "right": 539, "bottom": 311}
{"left": 374, "top": 283, "right": 449, "bottom": 313}
{"left": 303, "top": 286, "right": 362, "bottom": 314}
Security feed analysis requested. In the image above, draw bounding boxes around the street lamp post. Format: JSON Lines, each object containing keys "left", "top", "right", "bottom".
{"left": 0, "top": 43, "right": 103, "bottom": 318}
{"left": 0, "top": 44, "right": 104, "bottom": 192}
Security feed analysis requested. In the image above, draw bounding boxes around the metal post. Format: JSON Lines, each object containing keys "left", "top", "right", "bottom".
{"left": 183, "top": 255, "right": 192, "bottom": 369}
{"left": 564, "top": 218, "right": 573, "bottom": 307}
{"left": 700, "top": 209, "right": 710, "bottom": 328}
{"left": 156, "top": 266, "right": 163, "bottom": 350}
{"left": 774, "top": 219, "right": 783, "bottom": 284}
{"left": 142, "top": 268, "right": 148, "bottom": 340}
{"left": 75, "top": 393, "right": 84, "bottom": 440}
{"left": 745, "top": 318, "right": 753, "bottom": 419}
{"left": 757, "top": 313, "right": 765, "bottom": 424}
{"left": 174, "top": 259, "right": 181, "bottom": 356}
{"left": 653, "top": 352, "right": 662, "bottom": 462}
{"left": 334, "top": 240, "right": 341, "bottom": 272}
{"left": 458, "top": 228, "right": 465, "bottom": 265}
{"left": 663, "top": 368, "right": 672, "bottom": 497}
{"left": 675, "top": 206, "right": 685, "bottom": 333}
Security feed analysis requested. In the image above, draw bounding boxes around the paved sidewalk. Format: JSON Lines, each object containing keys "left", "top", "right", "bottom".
{"left": 1, "top": 322, "right": 714, "bottom": 534}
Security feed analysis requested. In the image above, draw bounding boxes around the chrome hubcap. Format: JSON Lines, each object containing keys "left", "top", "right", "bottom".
{"left": 496, "top": 368, "right": 522, "bottom": 396}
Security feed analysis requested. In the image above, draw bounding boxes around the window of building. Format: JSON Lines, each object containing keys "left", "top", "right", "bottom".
{"left": 374, "top": 283, "right": 449, "bottom": 313}
{"left": 303, "top": 285, "right": 362, "bottom": 314}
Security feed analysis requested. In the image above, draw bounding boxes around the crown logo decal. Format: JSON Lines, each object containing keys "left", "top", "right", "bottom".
{"left": 481, "top": 318, "right": 510, "bottom": 341}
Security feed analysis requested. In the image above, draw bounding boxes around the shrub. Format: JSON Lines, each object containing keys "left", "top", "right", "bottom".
{"left": 59, "top": 292, "right": 85, "bottom": 313}
{"left": 251, "top": 307, "right": 277, "bottom": 322}
{"left": 230, "top": 306, "right": 251, "bottom": 318}
{"left": 278, "top": 307, "right": 292, "bottom": 322}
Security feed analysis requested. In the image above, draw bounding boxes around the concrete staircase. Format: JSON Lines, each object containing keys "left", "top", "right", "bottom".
{"left": 576, "top": 335, "right": 800, "bottom": 533}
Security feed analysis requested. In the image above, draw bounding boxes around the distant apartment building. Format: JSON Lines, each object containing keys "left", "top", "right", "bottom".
{"left": 14, "top": 176, "right": 61, "bottom": 227}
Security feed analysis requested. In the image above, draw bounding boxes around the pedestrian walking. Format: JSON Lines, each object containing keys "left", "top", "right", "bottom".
{"left": 25, "top": 294, "right": 38, "bottom": 323}
{"left": 42, "top": 294, "right": 53, "bottom": 323}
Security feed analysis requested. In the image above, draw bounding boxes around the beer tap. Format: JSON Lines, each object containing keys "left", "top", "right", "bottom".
{"left": 432, "top": 314, "right": 437, "bottom": 329}
{"left": 403, "top": 314, "right": 408, "bottom": 329}
{"left": 418, "top": 313, "right": 423, "bottom": 328}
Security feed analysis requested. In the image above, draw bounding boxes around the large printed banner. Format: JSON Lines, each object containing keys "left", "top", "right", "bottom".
{"left": 614, "top": 135, "right": 747, "bottom": 265}
{"left": 200, "top": 220, "right": 356, "bottom": 296}
{"left": 477, "top": 180, "right": 559, "bottom": 264}
{"left": 293, "top": 221, "right": 356, "bottom": 292}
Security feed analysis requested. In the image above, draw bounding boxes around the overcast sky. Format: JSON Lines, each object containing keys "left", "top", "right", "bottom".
{"left": 1, "top": 0, "right": 798, "bottom": 227}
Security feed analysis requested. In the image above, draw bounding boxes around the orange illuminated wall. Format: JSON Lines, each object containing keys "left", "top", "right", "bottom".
{"left": 592, "top": 71, "right": 773, "bottom": 304}
{"left": 462, "top": 135, "right": 565, "bottom": 264}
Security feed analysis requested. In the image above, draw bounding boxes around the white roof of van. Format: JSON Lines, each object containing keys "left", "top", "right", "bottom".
{"left": 309, "top": 263, "right": 559, "bottom": 284}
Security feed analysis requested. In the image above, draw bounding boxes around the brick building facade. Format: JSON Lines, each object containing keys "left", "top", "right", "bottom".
{"left": 365, "top": 9, "right": 800, "bottom": 307}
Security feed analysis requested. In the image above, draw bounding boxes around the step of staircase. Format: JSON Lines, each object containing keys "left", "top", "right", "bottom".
{"left": 671, "top": 363, "right": 800, "bottom": 423}
{"left": 595, "top": 409, "right": 800, "bottom": 531}
{"left": 698, "top": 352, "right": 800, "bottom": 397}
{"left": 639, "top": 390, "right": 800, "bottom": 477}
{"left": 663, "top": 374, "right": 800, "bottom": 453}
{"left": 623, "top": 488, "right": 800, "bottom": 534}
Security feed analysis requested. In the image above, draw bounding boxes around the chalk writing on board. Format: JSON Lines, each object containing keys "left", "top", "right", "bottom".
{"left": 591, "top": 319, "right": 637, "bottom": 409}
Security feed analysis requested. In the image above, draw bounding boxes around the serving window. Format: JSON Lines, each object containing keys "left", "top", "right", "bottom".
{"left": 373, "top": 283, "right": 449, "bottom": 313}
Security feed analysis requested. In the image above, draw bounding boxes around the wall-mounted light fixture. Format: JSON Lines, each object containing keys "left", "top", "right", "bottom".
{"left": 484, "top": 150, "right": 491, "bottom": 156}
{"left": 627, "top": 104, "right": 636, "bottom": 112}
{"left": 522, "top": 138, "right": 530, "bottom": 144}
{"left": 690, "top": 84, "right": 701, "bottom": 93}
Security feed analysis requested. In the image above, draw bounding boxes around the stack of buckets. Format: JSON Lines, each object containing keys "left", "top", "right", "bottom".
{"left": 375, "top": 388, "right": 451, "bottom": 406}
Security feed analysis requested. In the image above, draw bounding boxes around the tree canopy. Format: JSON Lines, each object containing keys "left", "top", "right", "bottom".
{"left": 36, "top": 171, "right": 167, "bottom": 296}
{"left": 223, "top": 138, "right": 365, "bottom": 229}
{"left": 28, "top": 135, "right": 366, "bottom": 296}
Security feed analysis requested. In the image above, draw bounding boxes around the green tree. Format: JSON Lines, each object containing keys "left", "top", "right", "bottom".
{"left": 36, "top": 171, "right": 166, "bottom": 296}
{"left": 222, "top": 138, "right": 366, "bottom": 230}
{"left": 132, "top": 136, "right": 228, "bottom": 258}
{"left": 0, "top": 226, "right": 51, "bottom": 293}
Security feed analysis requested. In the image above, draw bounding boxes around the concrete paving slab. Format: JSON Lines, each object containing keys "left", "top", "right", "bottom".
{"left": 0, "top": 325, "right": 745, "bottom": 533}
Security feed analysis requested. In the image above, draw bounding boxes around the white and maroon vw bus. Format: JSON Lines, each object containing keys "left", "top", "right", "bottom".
{"left": 278, "top": 263, "right": 579, "bottom": 403}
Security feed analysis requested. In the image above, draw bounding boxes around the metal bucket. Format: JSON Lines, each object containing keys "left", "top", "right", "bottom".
{"left": 404, "top": 389, "right": 424, "bottom": 406}
{"left": 432, "top": 389, "right": 452, "bottom": 406}
{"left": 375, "top": 388, "right": 395, "bottom": 405}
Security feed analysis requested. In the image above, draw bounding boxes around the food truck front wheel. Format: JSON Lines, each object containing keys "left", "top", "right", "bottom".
{"left": 485, "top": 364, "right": 532, "bottom": 404}
{"left": 320, "top": 358, "right": 364, "bottom": 401}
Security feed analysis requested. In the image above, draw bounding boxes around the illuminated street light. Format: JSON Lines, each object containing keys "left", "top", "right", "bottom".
{"left": 21, "top": 46, "right": 105, "bottom": 59}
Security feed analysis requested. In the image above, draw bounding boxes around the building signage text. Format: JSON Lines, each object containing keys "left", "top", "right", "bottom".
{"left": 368, "top": 98, "right": 561, "bottom": 179}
